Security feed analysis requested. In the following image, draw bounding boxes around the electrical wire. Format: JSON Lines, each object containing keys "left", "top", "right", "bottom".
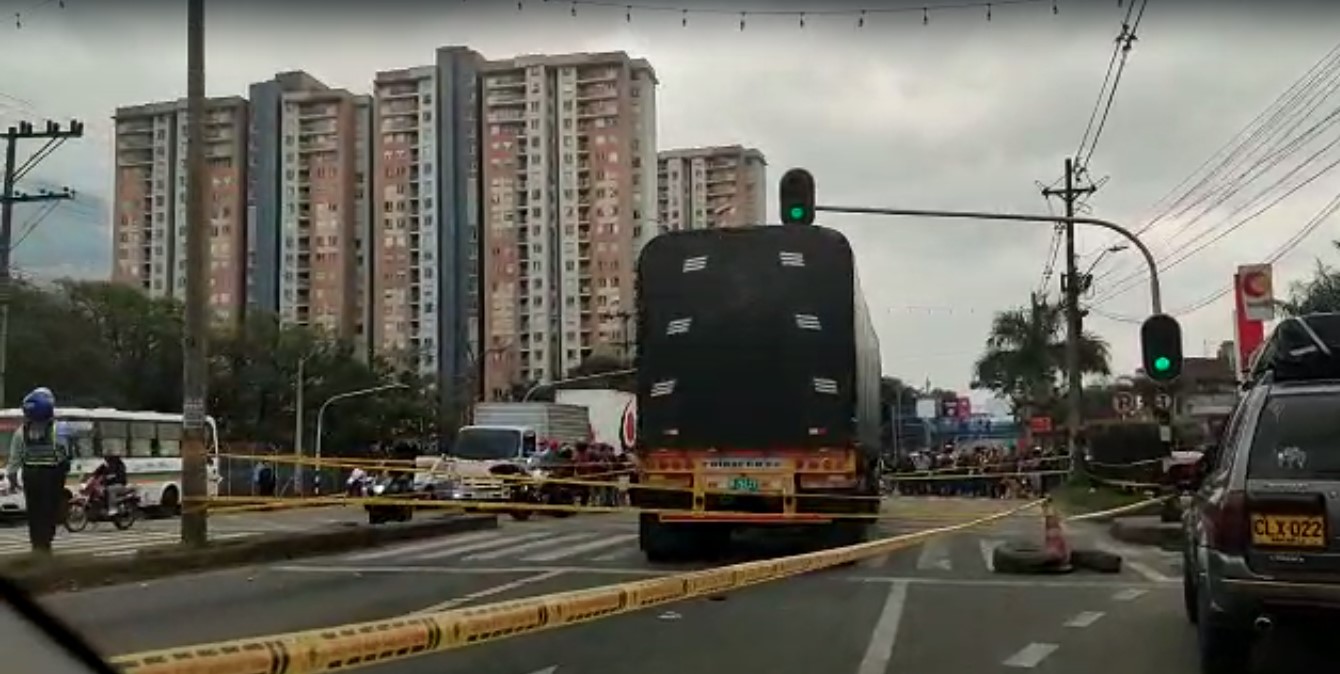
{"left": 1077, "top": 0, "right": 1147, "bottom": 171}
{"left": 1095, "top": 147, "right": 1340, "bottom": 304}
{"left": 1159, "top": 187, "right": 1340, "bottom": 317}
{"left": 1079, "top": 37, "right": 1340, "bottom": 264}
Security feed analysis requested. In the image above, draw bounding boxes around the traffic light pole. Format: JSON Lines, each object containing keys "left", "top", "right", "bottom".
{"left": 812, "top": 205, "right": 1163, "bottom": 315}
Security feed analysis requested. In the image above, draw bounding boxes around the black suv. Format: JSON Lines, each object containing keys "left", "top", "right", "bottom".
{"left": 1182, "top": 313, "right": 1340, "bottom": 674}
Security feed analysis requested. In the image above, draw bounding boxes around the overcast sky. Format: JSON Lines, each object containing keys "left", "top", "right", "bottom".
{"left": 2, "top": 0, "right": 1339, "bottom": 407}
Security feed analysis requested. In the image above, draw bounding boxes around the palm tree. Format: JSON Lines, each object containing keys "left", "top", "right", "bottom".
{"left": 972, "top": 293, "right": 1111, "bottom": 418}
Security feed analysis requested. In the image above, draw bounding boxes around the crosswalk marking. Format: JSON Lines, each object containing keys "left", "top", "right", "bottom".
{"left": 344, "top": 531, "right": 503, "bottom": 562}
{"left": 522, "top": 533, "right": 638, "bottom": 562}
{"left": 463, "top": 533, "right": 596, "bottom": 561}
{"left": 915, "top": 538, "right": 952, "bottom": 571}
{"left": 412, "top": 532, "right": 553, "bottom": 561}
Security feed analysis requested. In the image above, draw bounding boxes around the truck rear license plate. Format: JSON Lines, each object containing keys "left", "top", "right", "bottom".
{"left": 728, "top": 476, "right": 760, "bottom": 492}
{"left": 1251, "top": 513, "right": 1326, "bottom": 548}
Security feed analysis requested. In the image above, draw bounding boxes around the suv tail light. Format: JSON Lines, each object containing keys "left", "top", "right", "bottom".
{"left": 1208, "top": 490, "right": 1248, "bottom": 555}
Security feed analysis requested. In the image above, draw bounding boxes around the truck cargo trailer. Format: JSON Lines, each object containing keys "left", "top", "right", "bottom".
{"left": 632, "top": 224, "right": 882, "bottom": 561}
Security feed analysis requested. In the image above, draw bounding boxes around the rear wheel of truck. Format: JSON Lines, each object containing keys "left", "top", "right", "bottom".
{"left": 640, "top": 514, "right": 704, "bottom": 563}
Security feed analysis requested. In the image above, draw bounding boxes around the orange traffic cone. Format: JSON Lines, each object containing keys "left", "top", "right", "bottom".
{"left": 1042, "top": 499, "right": 1071, "bottom": 564}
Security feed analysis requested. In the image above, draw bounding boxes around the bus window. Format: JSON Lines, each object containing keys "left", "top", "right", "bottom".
{"left": 0, "top": 418, "right": 20, "bottom": 463}
{"left": 98, "top": 421, "right": 129, "bottom": 457}
{"left": 157, "top": 422, "right": 182, "bottom": 457}
{"left": 128, "top": 422, "right": 156, "bottom": 457}
{"left": 60, "top": 422, "right": 96, "bottom": 459}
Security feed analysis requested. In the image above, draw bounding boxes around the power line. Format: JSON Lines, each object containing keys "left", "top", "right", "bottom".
{"left": 1093, "top": 133, "right": 1340, "bottom": 304}
{"left": 1075, "top": 0, "right": 1147, "bottom": 172}
{"left": 1079, "top": 36, "right": 1340, "bottom": 264}
{"left": 1162, "top": 187, "right": 1340, "bottom": 317}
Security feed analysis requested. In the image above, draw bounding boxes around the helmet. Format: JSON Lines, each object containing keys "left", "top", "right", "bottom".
{"left": 21, "top": 388, "right": 55, "bottom": 422}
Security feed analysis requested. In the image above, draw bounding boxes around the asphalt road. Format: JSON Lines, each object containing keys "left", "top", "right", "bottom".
{"left": 0, "top": 505, "right": 366, "bottom": 559}
{"left": 34, "top": 497, "right": 1340, "bottom": 674}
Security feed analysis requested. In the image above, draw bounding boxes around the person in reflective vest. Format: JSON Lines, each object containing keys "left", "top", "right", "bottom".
{"left": 5, "top": 388, "right": 71, "bottom": 555}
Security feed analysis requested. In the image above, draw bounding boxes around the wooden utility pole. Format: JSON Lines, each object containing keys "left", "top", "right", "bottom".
{"left": 180, "top": 0, "right": 209, "bottom": 547}
{"left": 1042, "top": 158, "right": 1096, "bottom": 471}
{"left": 0, "top": 120, "right": 82, "bottom": 406}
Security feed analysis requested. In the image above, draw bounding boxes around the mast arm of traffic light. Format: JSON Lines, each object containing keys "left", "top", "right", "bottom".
{"left": 814, "top": 205, "right": 1162, "bottom": 315}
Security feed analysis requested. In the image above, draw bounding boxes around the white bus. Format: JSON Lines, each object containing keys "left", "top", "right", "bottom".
{"left": 0, "top": 407, "right": 221, "bottom": 515}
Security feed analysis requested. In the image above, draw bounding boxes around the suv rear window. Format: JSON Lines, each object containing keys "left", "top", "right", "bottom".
{"left": 1247, "top": 392, "right": 1340, "bottom": 479}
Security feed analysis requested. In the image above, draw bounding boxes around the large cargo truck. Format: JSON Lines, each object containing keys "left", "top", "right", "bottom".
{"left": 631, "top": 224, "right": 883, "bottom": 561}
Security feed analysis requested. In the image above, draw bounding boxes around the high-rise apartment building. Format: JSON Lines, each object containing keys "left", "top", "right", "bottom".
{"left": 112, "top": 96, "right": 249, "bottom": 325}
{"left": 479, "top": 52, "right": 658, "bottom": 399}
{"left": 246, "top": 71, "right": 328, "bottom": 318}
{"left": 272, "top": 88, "right": 372, "bottom": 339}
{"left": 657, "top": 145, "right": 766, "bottom": 232}
{"left": 371, "top": 46, "right": 484, "bottom": 398}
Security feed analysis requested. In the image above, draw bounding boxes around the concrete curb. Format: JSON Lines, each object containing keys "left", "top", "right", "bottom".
{"left": 3, "top": 514, "right": 498, "bottom": 595}
{"left": 1109, "top": 517, "right": 1183, "bottom": 552}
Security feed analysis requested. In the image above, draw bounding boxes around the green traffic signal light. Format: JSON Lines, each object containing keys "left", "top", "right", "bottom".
{"left": 779, "top": 168, "right": 816, "bottom": 225}
{"left": 1140, "top": 313, "right": 1183, "bottom": 383}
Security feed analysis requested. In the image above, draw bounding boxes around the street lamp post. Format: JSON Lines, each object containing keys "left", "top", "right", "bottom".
{"left": 313, "top": 383, "right": 408, "bottom": 493}
{"left": 293, "top": 352, "right": 314, "bottom": 496}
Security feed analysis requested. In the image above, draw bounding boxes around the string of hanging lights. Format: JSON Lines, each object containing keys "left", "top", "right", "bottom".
{"left": 517, "top": 0, "right": 1062, "bottom": 29}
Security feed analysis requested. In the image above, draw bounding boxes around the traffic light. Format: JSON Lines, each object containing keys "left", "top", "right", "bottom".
{"left": 779, "top": 168, "right": 816, "bottom": 225}
{"left": 1140, "top": 313, "right": 1183, "bottom": 383}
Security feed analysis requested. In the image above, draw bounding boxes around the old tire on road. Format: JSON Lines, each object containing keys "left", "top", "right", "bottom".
{"left": 992, "top": 540, "right": 1073, "bottom": 575}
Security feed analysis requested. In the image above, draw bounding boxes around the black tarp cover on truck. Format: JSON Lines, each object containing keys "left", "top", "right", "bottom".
{"left": 635, "top": 225, "right": 881, "bottom": 452}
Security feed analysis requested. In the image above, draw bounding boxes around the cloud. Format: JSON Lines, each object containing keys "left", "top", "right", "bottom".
{"left": 2, "top": 0, "right": 1339, "bottom": 395}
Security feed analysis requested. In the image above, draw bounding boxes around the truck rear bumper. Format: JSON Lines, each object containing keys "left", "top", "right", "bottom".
{"left": 658, "top": 512, "right": 834, "bottom": 524}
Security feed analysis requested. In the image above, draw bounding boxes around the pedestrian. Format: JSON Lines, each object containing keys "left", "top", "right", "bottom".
{"left": 5, "top": 387, "right": 72, "bottom": 556}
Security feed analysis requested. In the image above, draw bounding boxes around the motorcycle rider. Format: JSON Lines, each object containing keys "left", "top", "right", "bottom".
{"left": 5, "top": 387, "right": 72, "bottom": 555}
{"left": 90, "top": 451, "right": 129, "bottom": 515}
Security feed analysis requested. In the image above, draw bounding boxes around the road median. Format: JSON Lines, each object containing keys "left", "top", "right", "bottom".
{"left": 0, "top": 513, "right": 498, "bottom": 596}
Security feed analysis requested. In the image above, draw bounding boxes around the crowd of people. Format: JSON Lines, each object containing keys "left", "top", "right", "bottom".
{"left": 887, "top": 444, "right": 1068, "bottom": 499}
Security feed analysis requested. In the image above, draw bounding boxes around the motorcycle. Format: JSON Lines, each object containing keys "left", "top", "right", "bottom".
{"left": 365, "top": 472, "right": 415, "bottom": 525}
{"left": 65, "top": 475, "right": 140, "bottom": 532}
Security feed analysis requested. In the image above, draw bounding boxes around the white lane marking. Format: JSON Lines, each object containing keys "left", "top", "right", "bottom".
{"left": 411, "top": 570, "right": 567, "bottom": 614}
{"left": 849, "top": 576, "right": 1170, "bottom": 590}
{"left": 1002, "top": 643, "right": 1059, "bottom": 668}
{"left": 855, "top": 581, "right": 909, "bottom": 674}
{"left": 412, "top": 532, "right": 555, "bottom": 561}
{"left": 342, "top": 531, "right": 503, "bottom": 561}
{"left": 980, "top": 539, "right": 1001, "bottom": 572}
{"left": 522, "top": 534, "right": 638, "bottom": 562}
{"left": 1064, "top": 611, "right": 1105, "bottom": 628}
{"left": 915, "top": 538, "right": 952, "bottom": 571}
{"left": 463, "top": 533, "right": 597, "bottom": 561}
{"left": 591, "top": 546, "right": 639, "bottom": 562}
{"left": 1125, "top": 560, "right": 1173, "bottom": 583}
{"left": 526, "top": 667, "right": 558, "bottom": 674}
{"left": 1113, "top": 588, "right": 1148, "bottom": 602}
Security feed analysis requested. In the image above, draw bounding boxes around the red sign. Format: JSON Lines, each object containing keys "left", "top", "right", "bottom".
{"left": 1233, "top": 271, "right": 1266, "bottom": 378}
{"left": 955, "top": 397, "right": 972, "bottom": 419}
{"left": 1028, "top": 416, "right": 1053, "bottom": 433}
{"left": 619, "top": 400, "right": 638, "bottom": 452}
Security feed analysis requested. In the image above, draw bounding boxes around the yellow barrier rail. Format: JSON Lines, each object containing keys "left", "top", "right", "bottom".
{"left": 110, "top": 498, "right": 1044, "bottom": 674}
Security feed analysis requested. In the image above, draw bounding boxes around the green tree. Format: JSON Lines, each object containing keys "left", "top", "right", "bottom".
{"left": 973, "top": 293, "right": 1111, "bottom": 419}
{"left": 1280, "top": 242, "right": 1340, "bottom": 315}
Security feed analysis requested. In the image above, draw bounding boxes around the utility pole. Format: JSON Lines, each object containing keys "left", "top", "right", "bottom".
{"left": 1, "top": 120, "right": 83, "bottom": 406}
{"left": 180, "top": 0, "right": 209, "bottom": 547}
{"left": 1042, "top": 158, "right": 1097, "bottom": 474}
